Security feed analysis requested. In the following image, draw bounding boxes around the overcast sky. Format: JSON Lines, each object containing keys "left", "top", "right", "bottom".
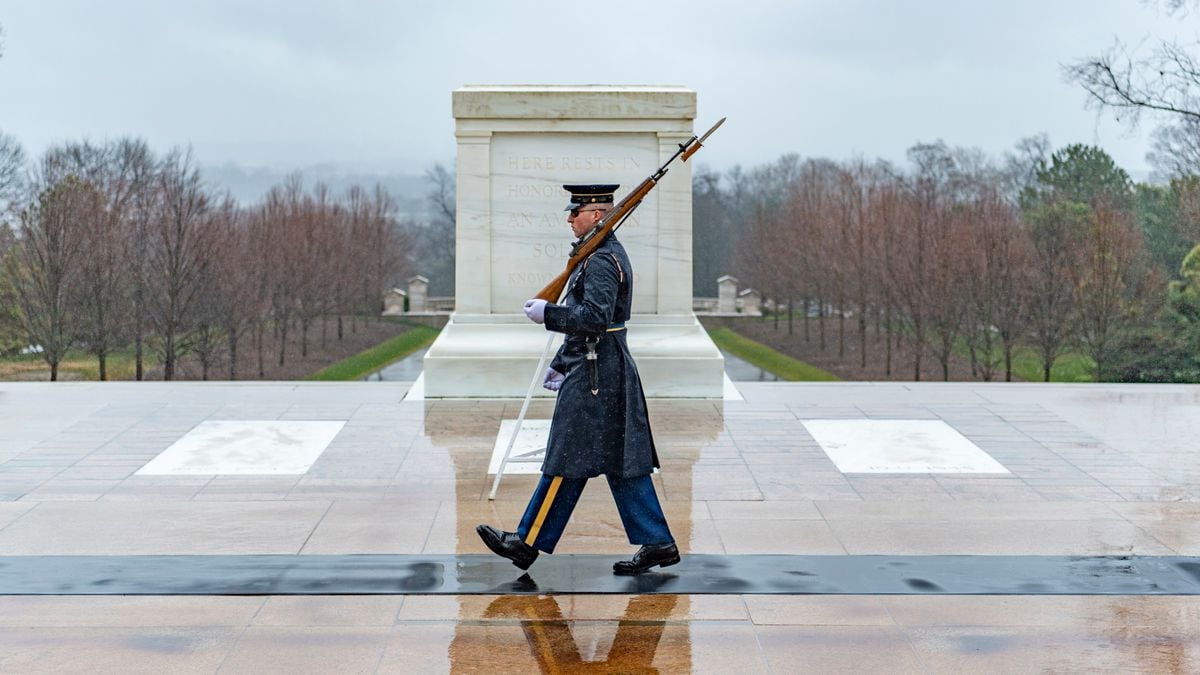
{"left": 0, "top": 1, "right": 1192, "bottom": 181}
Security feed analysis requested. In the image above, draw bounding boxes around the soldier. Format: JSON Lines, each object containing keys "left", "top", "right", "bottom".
{"left": 476, "top": 184, "right": 679, "bottom": 575}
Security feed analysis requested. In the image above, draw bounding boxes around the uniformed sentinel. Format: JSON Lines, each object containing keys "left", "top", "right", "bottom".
{"left": 476, "top": 184, "right": 679, "bottom": 575}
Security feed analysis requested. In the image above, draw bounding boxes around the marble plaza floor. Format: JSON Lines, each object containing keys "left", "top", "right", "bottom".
{"left": 0, "top": 381, "right": 1199, "bottom": 673}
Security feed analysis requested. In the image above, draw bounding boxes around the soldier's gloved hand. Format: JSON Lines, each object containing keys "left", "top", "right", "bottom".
{"left": 542, "top": 368, "right": 565, "bottom": 391}
{"left": 523, "top": 299, "right": 547, "bottom": 324}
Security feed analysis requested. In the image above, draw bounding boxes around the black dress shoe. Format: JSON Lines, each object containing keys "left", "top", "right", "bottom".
{"left": 613, "top": 542, "right": 680, "bottom": 575}
{"left": 476, "top": 524, "right": 539, "bottom": 570}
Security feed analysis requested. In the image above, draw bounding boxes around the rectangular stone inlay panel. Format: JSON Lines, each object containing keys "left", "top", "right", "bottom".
{"left": 136, "top": 421, "right": 346, "bottom": 475}
{"left": 802, "top": 419, "right": 1009, "bottom": 474}
{"left": 489, "top": 419, "right": 550, "bottom": 475}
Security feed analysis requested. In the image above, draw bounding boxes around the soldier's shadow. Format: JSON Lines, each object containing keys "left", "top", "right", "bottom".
{"left": 481, "top": 590, "right": 684, "bottom": 673}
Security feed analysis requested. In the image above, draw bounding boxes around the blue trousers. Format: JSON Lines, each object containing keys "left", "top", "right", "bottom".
{"left": 517, "top": 473, "right": 674, "bottom": 554}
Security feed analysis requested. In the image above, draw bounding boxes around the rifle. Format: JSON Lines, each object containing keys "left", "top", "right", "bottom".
{"left": 532, "top": 116, "right": 726, "bottom": 302}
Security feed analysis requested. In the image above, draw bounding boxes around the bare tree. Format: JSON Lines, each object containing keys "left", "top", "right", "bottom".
{"left": 268, "top": 176, "right": 302, "bottom": 368}
{"left": 787, "top": 161, "right": 822, "bottom": 341}
{"left": 188, "top": 261, "right": 224, "bottom": 380}
{"left": 344, "top": 185, "right": 370, "bottom": 334}
{"left": 368, "top": 184, "right": 406, "bottom": 317}
{"left": 331, "top": 187, "right": 359, "bottom": 341}
{"left": 0, "top": 131, "right": 24, "bottom": 219}
{"left": 1002, "top": 134, "right": 1051, "bottom": 204}
{"left": 874, "top": 180, "right": 904, "bottom": 376}
{"left": 965, "top": 191, "right": 1033, "bottom": 381}
{"left": 1067, "top": 38, "right": 1200, "bottom": 128}
{"left": 414, "top": 162, "right": 456, "bottom": 296}
{"left": 246, "top": 201, "right": 280, "bottom": 377}
{"left": 128, "top": 153, "right": 160, "bottom": 381}
{"left": 295, "top": 183, "right": 329, "bottom": 358}
{"left": 215, "top": 204, "right": 260, "bottom": 379}
{"left": 731, "top": 155, "right": 803, "bottom": 333}
{"left": 1024, "top": 198, "right": 1087, "bottom": 381}
{"left": 7, "top": 168, "right": 98, "bottom": 380}
{"left": 426, "top": 163, "right": 455, "bottom": 228}
{"left": 924, "top": 203, "right": 972, "bottom": 381}
{"left": 934, "top": 153, "right": 1002, "bottom": 380}
{"left": 342, "top": 183, "right": 406, "bottom": 332}
{"left": 0, "top": 220, "right": 12, "bottom": 259}
{"left": 1066, "top": 2, "right": 1200, "bottom": 176}
{"left": 1070, "top": 199, "right": 1153, "bottom": 380}
{"left": 50, "top": 139, "right": 155, "bottom": 380}
{"left": 891, "top": 142, "right": 960, "bottom": 380}
{"left": 145, "top": 149, "right": 214, "bottom": 380}
{"left": 831, "top": 169, "right": 853, "bottom": 357}
{"left": 0, "top": 130, "right": 24, "bottom": 354}
{"left": 189, "top": 195, "right": 244, "bottom": 380}
{"left": 1148, "top": 117, "right": 1200, "bottom": 178}
{"left": 0, "top": 230, "right": 22, "bottom": 355}
{"left": 836, "top": 160, "right": 885, "bottom": 369}
{"left": 692, "top": 166, "right": 738, "bottom": 296}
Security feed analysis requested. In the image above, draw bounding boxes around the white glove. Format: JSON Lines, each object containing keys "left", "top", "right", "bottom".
{"left": 523, "top": 299, "right": 548, "bottom": 324}
{"left": 542, "top": 368, "right": 565, "bottom": 391}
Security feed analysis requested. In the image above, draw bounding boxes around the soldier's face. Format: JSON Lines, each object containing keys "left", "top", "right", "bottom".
{"left": 568, "top": 206, "right": 605, "bottom": 238}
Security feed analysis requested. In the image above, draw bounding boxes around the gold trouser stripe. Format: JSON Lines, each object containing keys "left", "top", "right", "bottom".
{"left": 524, "top": 476, "right": 563, "bottom": 546}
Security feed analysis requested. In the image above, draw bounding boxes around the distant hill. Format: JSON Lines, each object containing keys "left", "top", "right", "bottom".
{"left": 201, "top": 161, "right": 437, "bottom": 220}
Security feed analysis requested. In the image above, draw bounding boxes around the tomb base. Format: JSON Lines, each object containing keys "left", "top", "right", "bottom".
{"left": 422, "top": 313, "right": 724, "bottom": 398}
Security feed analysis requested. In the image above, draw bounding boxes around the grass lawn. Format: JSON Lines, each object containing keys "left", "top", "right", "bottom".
{"left": 706, "top": 326, "right": 840, "bottom": 381}
{"left": 0, "top": 347, "right": 149, "bottom": 381}
{"left": 305, "top": 324, "right": 441, "bottom": 381}
{"left": 884, "top": 322, "right": 1098, "bottom": 383}
{"left": 1010, "top": 346, "right": 1096, "bottom": 383}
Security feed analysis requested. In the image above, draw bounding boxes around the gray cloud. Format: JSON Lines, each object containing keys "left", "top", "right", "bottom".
{"left": 0, "top": 1, "right": 1184, "bottom": 180}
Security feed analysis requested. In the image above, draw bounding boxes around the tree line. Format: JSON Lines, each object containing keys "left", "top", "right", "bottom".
{"left": 693, "top": 138, "right": 1200, "bottom": 383}
{"left": 0, "top": 136, "right": 413, "bottom": 380}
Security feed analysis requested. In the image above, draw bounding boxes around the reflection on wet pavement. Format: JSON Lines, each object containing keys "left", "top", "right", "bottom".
{"left": 449, "top": 595, "right": 687, "bottom": 672}
{"left": 363, "top": 348, "right": 429, "bottom": 381}
{"left": 717, "top": 348, "right": 780, "bottom": 382}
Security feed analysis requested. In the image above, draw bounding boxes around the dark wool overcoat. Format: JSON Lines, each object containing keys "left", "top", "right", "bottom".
{"left": 541, "top": 234, "right": 659, "bottom": 479}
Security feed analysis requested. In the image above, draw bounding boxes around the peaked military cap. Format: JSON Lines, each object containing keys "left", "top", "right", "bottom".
{"left": 563, "top": 184, "right": 620, "bottom": 211}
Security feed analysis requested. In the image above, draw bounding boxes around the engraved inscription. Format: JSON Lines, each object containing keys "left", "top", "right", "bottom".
{"left": 502, "top": 212, "right": 534, "bottom": 229}
{"left": 506, "top": 156, "right": 555, "bottom": 171}
{"left": 506, "top": 184, "right": 559, "bottom": 199}
{"left": 532, "top": 242, "right": 571, "bottom": 258}
{"left": 504, "top": 263, "right": 644, "bottom": 290}
{"left": 488, "top": 134, "right": 660, "bottom": 310}
{"left": 508, "top": 271, "right": 556, "bottom": 286}
{"left": 504, "top": 156, "right": 641, "bottom": 172}
{"left": 498, "top": 212, "right": 565, "bottom": 230}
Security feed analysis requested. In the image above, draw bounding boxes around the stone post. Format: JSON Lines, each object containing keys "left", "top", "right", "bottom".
{"left": 382, "top": 289, "right": 407, "bottom": 316}
{"left": 738, "top": 288, "right": 762, "bottom": 316}
{"left": 717, "top": 275, "right": 738, "bottom": 314}
{"left": 407, "top": 275, "right": 429, "bottom": 313}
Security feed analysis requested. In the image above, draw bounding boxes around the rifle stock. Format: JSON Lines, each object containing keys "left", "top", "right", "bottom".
{"left": 536, "top": 268, "right": 573, "bottom": 303}
{"left": 532, "top": 117, "right": 724, "bottom": 302}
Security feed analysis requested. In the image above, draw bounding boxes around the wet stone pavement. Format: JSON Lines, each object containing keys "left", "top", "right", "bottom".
{"left": 0, "top": 381, "right": 1198, "bottom": 673}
